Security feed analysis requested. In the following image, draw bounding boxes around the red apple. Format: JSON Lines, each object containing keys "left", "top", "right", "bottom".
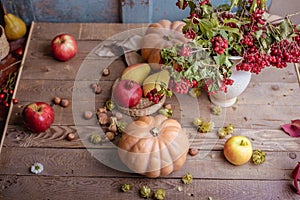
{"left": 223, "top": 135, "right": 253, "bottom": 166}
{"left": 22, "top": 102, "right": 55, "bottom": 133}
{"left": 113, "top": 80, "right": 142, "bottom": 108}
{"left": 51, "top": 33, "right": 78, "bottom": 61}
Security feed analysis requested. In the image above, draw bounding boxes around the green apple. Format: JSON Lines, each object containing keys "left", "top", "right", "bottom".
{"left": 223, "top": 135, "right": 253, "bottom": 166}
{"left": 121, "top": 63, "right": 151, "bottom": 85}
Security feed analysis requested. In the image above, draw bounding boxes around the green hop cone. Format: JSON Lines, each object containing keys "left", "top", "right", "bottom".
{"left": 182, "top": 172, "right": 193, "bottom": 184}
{"left": 154, "top": 189, "right": 166, "bottom": 200}
{"left": 140, "top": 185, "right": 151, "bottom": 198}
{"left": 252, "top": 149, "right": 266, "bottom": 165}
{"left": 121, "top": 183, "right": 132, "bottom": 192}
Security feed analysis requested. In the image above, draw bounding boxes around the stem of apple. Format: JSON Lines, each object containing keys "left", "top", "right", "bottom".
{"left": 240, "top": 140, "right": 248, "bottom": 146}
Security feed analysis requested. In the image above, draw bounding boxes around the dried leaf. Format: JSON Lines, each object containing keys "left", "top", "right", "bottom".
{"left": 292, "top": 162, "right": 300, "bottom": 195}
{"left": 281, "top": 119, "right": 300, "bottom": 137}
{"left": 124, "top": 51, "right": 144, "bottom": 66}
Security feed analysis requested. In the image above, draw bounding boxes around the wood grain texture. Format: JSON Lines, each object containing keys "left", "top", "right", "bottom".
{"left": 0, "top": 147, "right": 298, "bottom": 180}
{"left": 0, "top": 22, "right": 300, "bottom": 199}
{"left": 0, "top": 176, "right": 298, "bottom": 200}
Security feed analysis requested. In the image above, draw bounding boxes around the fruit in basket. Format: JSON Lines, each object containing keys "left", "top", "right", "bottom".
{"left": 113, "top": 80, "right": 142, "bottom": 108}
{"left": 143, "top": 70, "right": 170, "bottom": 96}
{"left": 118, "top": 114, "right": 189, "bottom": 178}
{"left": 2, "top": 3, "right": 27, "bottom": 41}
{"left": 223, "top": 135, "right": 253, "bottom": 166}
{"left": 51, "top": 33, "right": 78, "bottom": 61}
{"left": 121, "top": 63, "right": 151, "bottom": 85}
{"left": 22, "top": 102, "right": 55, "bottom": 133}
{"left": 141, "top": 19, "right": 189, "bottom": 71}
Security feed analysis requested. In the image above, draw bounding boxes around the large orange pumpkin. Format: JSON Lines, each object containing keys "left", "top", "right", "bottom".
{"left": 118, "top": 114, "right": 189, "bottom": 178}
{"left": 141, "top": 19, "right": 189, "bottom": 71}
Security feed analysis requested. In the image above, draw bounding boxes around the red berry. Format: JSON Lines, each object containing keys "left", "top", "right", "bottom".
{"left": 12, "top": 99, "right": 18, "bottom": 104}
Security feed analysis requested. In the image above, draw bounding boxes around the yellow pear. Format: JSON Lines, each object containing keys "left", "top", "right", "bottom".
{"left": 142, "top": 70, "right": 170, "bottom": 96}
{"left": 2, "top": 4, "right": 27, "bottom": 40}
{"left": 121, "top": 63, "right": 151, "bottom": 85}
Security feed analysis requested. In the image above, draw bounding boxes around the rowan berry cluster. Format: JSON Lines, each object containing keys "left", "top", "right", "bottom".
{"left": 211, "top": 36, "right": 228, "bottom": 55}
{"left": 169, "top": 78, "right": 197, "bottom": 94}
{"left": 0, "top": 72, "right": 18, "bottom": 107}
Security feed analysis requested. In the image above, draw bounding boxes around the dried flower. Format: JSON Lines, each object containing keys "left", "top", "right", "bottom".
{"left": 121, "top": 183, "right": 132, "bottom": 192}
{"left": 105, "top": 99, "right": 115, "bottom": 111}
{"left": 193, "top": 117, "right": 203, "bottom": 127}
{"left": 140, "top": 185, "right": 151, "bottom": 198}
{"left": 159, "top": 108, "right": 173, "bottom": 118}
{"left": 189, "top": 87, "right": 201, "bottom": 97}
{"left": 252, "top": 149, "right": 266, "bottom": 165}
{"left": 218, "top": 123, "right": 234, "bottom": 138}
{"left": 198, "top": 121, "right": 214, "bottom": 133}
{"left": 90, "top": 133, "right": 102, "bottom": 144}
{"left": 182, "top": 172, "right": 193, "bottom": 184}
{"left": 211, "top": 105, "right": 222, "bottom": 115}
{"left": 154, "top": 189, "right": 166, "bottom": 200}
{"left": 30, "top": 162, "right": 44, "bottom": 174}
{"left": 116, "top": 121, "right": 127, "bottom": 133}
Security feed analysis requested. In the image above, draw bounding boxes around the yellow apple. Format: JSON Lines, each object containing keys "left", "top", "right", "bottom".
{"left": 223, "top": 135, "right": 253, "bottom": 166}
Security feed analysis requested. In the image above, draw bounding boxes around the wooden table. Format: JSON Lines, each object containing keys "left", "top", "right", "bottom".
{"left": 0, "top": 22, "right": 300, "bottom": 199}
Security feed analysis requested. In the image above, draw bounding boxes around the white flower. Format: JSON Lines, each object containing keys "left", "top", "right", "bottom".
{"left": 30, "top": 162, "right": 44, "bottom": 174}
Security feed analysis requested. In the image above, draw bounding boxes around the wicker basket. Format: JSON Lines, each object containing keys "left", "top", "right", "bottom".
{"left": 112, "top": 78, "right": 166, "bottom": 117}
{"left": 0, "top": 25, "right": 9, "bottom": 61}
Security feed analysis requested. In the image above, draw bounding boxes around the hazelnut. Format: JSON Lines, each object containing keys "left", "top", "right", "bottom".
{"left": 98, "top": 113, "right": 108, "bottom": 125}
{"left": 83, "top": 111, "right": 93, "bottom": 120}
{"left": 105, "top": 131, "right": 115, "bottom": 141}
{"left": 102, "top": 68, "right": 110, "bottom": 76}
{"left": 60, "top": 99, "right": 70, "bottom": 107}
{"left": 66, "top": 132, "right": 76, "bottom": 141}
{"left": 188, "top": 148, "right": 199, "bottom": 156}
{"left": 115, "top": 112, "right": 123, "bottom": 120}
{"left": 97, "top": 107, "right": 107, "bottom": 113}
{"left": 90, "top": 83, "right": 98, "bottom": 89}
{"left": 53, "top": 97, "right": 62, "bottom": 105}
{"left": 94, "top": 85, "right": 102, "bottom": 94}
{"left": 108, "top": 124, "right": 117, "bottom": 133}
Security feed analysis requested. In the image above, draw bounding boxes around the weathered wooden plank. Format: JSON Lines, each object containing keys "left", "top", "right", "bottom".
{"left": 0, "top": 175, "right": 297, "bottom": 200}
{"left": 3, "top": 125, "right": 300, "bottom": 153}
{"left": 29, "top": 23, "right": 148, "bottom": 40}
{"left": 8, "top": 93, "right": 300, "bottom": 130}
{"left": 0, "top": 147, "right": 298, "bottom": 180}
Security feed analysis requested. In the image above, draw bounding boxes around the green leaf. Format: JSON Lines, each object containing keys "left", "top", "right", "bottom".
{"left": 217, "top": 4, "right": 231, "bottom": 11}
{"left": 279, "top": 19, "right": 294, "bottom": 38}
{"left": 219, "top": 30, "right": 228, "bottom": 40}
{"left": 213, "top": 54, "right": 226, "bottom": 66}
{"left": 250, "top": 0, "right": 257, "bottom": 13}
{"left": 220, "top": 26, "right": 241, "bottom": 37}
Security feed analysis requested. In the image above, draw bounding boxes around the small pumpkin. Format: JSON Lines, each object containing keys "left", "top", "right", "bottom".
{"left": 118, "top": 114, "right": 189, "bottom": 178}
{"left": 141, "top": 19, "right": 189, "bottom": 71}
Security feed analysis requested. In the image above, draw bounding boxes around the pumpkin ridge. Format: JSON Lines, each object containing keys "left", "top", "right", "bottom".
{"left": 145, "top": 138, "right": 161, "bottom": 177}
{"left": 158, "top": 139, "right": 174, "bottom": 174}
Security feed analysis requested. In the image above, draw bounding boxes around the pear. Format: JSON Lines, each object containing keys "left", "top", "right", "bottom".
{"left": 2, "top": 3, "right": 27, "bottom": 40}
{"left": 142, "top": 70, "right": 170, "bottom": 96}
{"left": 121, "top": 63, "right": 151, "bottom": 85}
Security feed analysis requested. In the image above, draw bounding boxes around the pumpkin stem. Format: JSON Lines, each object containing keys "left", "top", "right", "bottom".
{"left": 150, "top": 127, "right": 159, "bottom": 137}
